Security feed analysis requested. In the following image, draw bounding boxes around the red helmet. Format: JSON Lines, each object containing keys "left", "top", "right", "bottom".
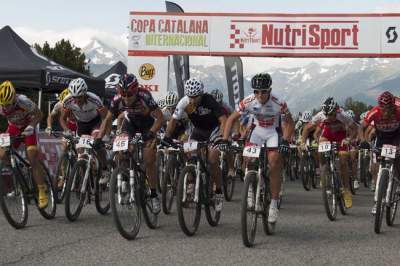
{"left": 118, "top": 74, "right": 139, "bottom": 95}
{"left": 378, "top": 91, "right": 395, "bottom": 107}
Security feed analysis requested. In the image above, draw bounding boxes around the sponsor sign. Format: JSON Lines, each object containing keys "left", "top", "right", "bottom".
{"left": 128, "top": 56, "right": 169, "bottom": 101}
{"left": 128, "top": 12, "right": 400, "bottom": 57}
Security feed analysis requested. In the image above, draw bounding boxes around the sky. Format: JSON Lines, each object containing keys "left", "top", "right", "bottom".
{"left": 2, "top": 0, "right": 400, "bottom": 75}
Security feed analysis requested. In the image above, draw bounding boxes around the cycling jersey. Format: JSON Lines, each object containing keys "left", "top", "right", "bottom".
{"left": 63, "top": 92, "right": 105, "bottom": 123}
{"left": 0, "top": 94, "right": 36, "bottom": 129}
{"left": 51, "top": 101, "right": 77, "bottom": 131}
{"left": 110, "top": 88, "right": 158, "bottom": 130}
{"left": 173, "top": 94, "right": 224, "bottom": 131}
{"left": 162, "top": 107, "right": 189, "bottom": 139}
{"left": 237, "top": 93, "right": 290, "bottom": 129}
{"left": 364, "top": 106, "right": 400, "bottom": 135}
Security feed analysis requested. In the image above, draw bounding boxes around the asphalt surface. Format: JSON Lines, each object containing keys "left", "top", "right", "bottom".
{"left": 1, "top": 180, "right": 400, "bottom": 265}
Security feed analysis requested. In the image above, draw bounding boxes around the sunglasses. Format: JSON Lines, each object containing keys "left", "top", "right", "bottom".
{"left": 120, "top": 91, "right": 135, "bottom": 98}
{"left": 254, "top": 90, "right": 270, "bottom": 95}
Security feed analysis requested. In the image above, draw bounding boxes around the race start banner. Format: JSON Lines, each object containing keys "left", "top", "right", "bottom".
{"left": 127, "top": 56, "right": 170, "bottom": 101}
{"left": 128, "top": 12, "right": 400, "bottom": 57}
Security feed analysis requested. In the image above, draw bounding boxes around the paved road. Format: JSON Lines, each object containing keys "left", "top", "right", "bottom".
{"left": 1, "top": 180, "right": 400, "bottom": 265}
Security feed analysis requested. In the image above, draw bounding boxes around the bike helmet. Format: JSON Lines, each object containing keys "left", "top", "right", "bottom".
{"left": 105, "top": 73, "right": 121, "bottom": 90}
{"left": 184, "top": 78, "right": 204, "bottom": 97}
{"left": 300, "top": 110, "right": 312, "bottom": 122}
{"left": 210, "top": 89, "right": 223, "bottom": 103}
{"left": 58, "top": 88, "right": 69, "bottom": 102}
{"left": 346, "top": 110, "right": 355, "bottom": 119}
{"left": 165, "top": 92, "right": 178, "bottom": 107}
{"left": 68, "top": 78, "right": 88, "bottom": 97}
{"left": 0, "top": 81, "right": 16, "bottom": 105}
{"left": 378, "top": 91, "right": 395, "bottom": 107}
{"left": 158, "top": 99, "right": 166, "bottom": 109}
{"left": 321, "top": 97, "right": 338, "bottom": 116}
{"left": 360, "top": 111, "right": 368, "bottom": 121}
{"left": 251, "top": 73, "right": 272, "bottom": 90}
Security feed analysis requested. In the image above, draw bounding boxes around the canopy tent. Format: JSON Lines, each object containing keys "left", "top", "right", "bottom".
{"left": 0, "top": 25, "right": 105, "bottom": 97}
{"left": 97, "top": 61, "right": 127, "bottom": 99}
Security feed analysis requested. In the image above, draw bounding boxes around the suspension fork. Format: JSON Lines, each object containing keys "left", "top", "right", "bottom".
{"left": 385, "top": 164, "right": 394, "bottom": 204}
{"left": 79, "top": 153, "right": 92, "bottom": 194}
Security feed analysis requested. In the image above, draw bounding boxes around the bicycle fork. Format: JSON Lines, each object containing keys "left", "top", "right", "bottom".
{"left": 255, "top": 168, "right": 264, "bottom": 212}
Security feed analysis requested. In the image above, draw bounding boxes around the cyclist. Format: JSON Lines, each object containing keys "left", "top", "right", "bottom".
{"left": 101, "top": 74, "right": 164, "bottom": 213}
{"left": 162, "top": 91, "right": 191, "bottom": 140}
{"left": 162, "top": 78, "right": 227, "bottom": 211}
{"left": 46, "top": 88, "right": 77, "bottom": 135}
{"left": 302, "top": 97, "right": 357, "bottom": 209}
{"left": 0, "top": 81, "right": 48, "bottom": 208}
{"left": 346, "top": 109, "right": 360, "bottom": 190}
{"left": 60, "top": 78, "right": 110, "bottom": 184}
{"left": 222, "top": 73, "right": 295, "bottom": 223}
{"left": 359, "top": 91, "right": 400, "bottom": 214}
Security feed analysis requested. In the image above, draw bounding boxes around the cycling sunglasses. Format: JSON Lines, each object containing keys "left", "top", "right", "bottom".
{"left": 253, "top": 89, "right": 270, "bottom": 95}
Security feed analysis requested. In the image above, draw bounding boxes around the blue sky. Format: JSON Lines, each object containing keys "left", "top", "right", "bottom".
{"left": 2, "top": 0, "right": 400, "bottom": 74}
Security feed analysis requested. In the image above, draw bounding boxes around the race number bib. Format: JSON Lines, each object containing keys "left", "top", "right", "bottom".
{"left": 77, "top": 135, "right": 94, "bottom": 149}
{"left": 0, "top": 133, "right": 10, "bottom": 147}
{"left": 318, "top": 142, "right": 331, "bottom": 152}
{"left": 243, "top": 145, "right": 261, "bottom": 158}
{"left": 183, "top": 141, "right": 198, "bottom": 152}
{"left": 381, "top": 145, "right": 396, "bottom": 159}
{"left": 113, "top": 136, "right": 129, "bottom": 152}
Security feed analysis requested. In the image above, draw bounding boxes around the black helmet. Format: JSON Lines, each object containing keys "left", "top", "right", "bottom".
{"left": 321, "top": 97, "right": 338, "bottom": 115}
{"left": 251, "top": 73, "right": 272, "bottom": 90}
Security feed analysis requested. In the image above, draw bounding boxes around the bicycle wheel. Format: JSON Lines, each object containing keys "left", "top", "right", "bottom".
{"left": 262, "top": 181, "right": 274, "bottom": 236}
{"left": 176, "top": 166, "right": 201, "bottom": 236}
{"left": 241, "top": 171, "right": 258, "bottom": 247}
{"left": 300, "top": 157, "right": 311, "bottom": 191}
{"left": 222, "top": 156, "right": 235, "bottom": 201}
{"left": 0, "top": 166, "right": 28, "bottom": 229}
{"left": 54, "top": 154, "right": 72, "bottom": 203}
{"left": 162, "top": 155, "right": 177, "bottom": 215}
{"left": 386, "top": 176, "right": 399, "bottom": 226}
{"left": 375, "top": 169, "right": 389, "bottom": 234}
{"left": 322, "top": 171, "right": 337, "bottom": 221}
{"left": 140, "top": 177, "right": 158, "bottom": 229}
{"left": 204, "top": 174, "right": 221, "bottom": 227}
{"left": 37, "top": 162, "right": 57, "bottom": 219}
{"left": 110, "top": 166, "right": 141, "bottom": 240}
{"left": 349, "top": 175, "right": 356, "bottom": 195}
{"left": 156, "top": 150, "right": 165, "bottom": 193}
{"left": 310, "top": 157, "right": 318, "bottom": 189}
{"left": 64, "top": 160, "right": 87, "bottom": 222}
{"left": 95, "top": 169, "right": 110, "bottom": 215}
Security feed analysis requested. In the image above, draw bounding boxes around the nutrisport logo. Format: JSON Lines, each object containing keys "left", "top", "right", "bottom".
{"left": 229, "top": 24, "right": 261, "bottom": 48}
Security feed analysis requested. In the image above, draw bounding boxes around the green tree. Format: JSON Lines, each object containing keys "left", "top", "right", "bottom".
{"left": 343, "top": 97, "right": 370, "bottom": 119}
{"left": 34, "top": 39, "right": 90, "bottom": 75}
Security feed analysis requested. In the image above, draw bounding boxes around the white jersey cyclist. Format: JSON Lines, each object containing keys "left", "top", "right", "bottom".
{"left": 311, "top": 107, "right": 353, "bottom": 127}
{"left": 63, "top": 92, "right": 105, "bottom": 123}
{"left": 237, "top": 92, "right": 290, "bottom": 147}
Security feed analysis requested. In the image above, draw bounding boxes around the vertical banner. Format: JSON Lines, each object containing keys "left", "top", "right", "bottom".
{"left": 224, "top": 57, "right": 244, "bottom": 108}
{"left": 165, "top": 1, "right": 190, "bottom": 98}
{"left": 127, "top": 56, "right": 170, "bottom": 101}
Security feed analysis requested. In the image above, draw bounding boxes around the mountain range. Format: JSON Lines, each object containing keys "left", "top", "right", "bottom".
{"left": 84, "top": 38, "right": 400, "bottom": 113}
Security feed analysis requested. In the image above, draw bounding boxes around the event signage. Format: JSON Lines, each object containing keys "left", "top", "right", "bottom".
{"left": 128, "top": 12, "right": 400, "bottom": 57}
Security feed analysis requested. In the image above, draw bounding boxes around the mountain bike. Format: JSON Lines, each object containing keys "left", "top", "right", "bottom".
{"left": 220, "top": 148, "right": 235, "bottom": 201}
{"left": 300, "top": 146, "right": 318, "bottom": 191}
{"left": 319, "top": 141, "right": 347, "bottom": 221}
{"left": 241, "top": 142, "right": 273, "bottom": 247}
{"left": 373, "top": 145, "right": 400, "bottom": 234}
{"left": 0, "top": 134, "right": 56, "bottom": 229}
{"left": 110, "top": 134, "right": 159, "bottom": 240}
{"left": 64, "top": 135, "right": 110, "bottom": 221}
{"left": 176, "top": 141, "right": 221, "bottom": 236}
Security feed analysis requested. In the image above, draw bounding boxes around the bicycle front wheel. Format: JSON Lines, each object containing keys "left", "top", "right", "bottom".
{"left": 322, "top": 171, "right": 337, "bottom": 221}
{"left": 110, "top": 166, "right": 141, "bottom": 240}
{"left": 386, "top": 178, "right": 399, "bottom": 226}
{"left": 375, "top": 169, "right": 389, "bottom": 234}
{"left": 95, "top": 169, "right": 110, "bottom": 215}
{"left": 64, "top": 160, "right": 87, "bottom": 222}
{"left": 54, "top": 153, "right": 73, "bottom": 203}
{"left": 241, "top": 171, "right": 258, "bottom": 247}
{"left": 0, "top": 166, "right": 28, "bottom": 229}
{"left": 162, "top": 155, "right": 177, "bottom": 215}
{"left": 37, "top": 162, "right": 57, "bottom": 219}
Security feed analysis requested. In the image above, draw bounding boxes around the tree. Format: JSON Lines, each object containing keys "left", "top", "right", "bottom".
{"left": 34, "top": 39, "right": 90, "bottom": 75}
{"left": 343, "top": 97, "right": 370, "bottom": 119}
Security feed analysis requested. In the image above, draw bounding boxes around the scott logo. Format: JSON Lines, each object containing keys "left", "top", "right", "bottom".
{"left": 386, "top": 27, "right": 398, "bottom": 43}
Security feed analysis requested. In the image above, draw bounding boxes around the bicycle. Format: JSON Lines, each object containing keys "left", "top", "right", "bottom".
{"left": 64, "top": 135, "right": 110, "bottom": 221}
{"left": 231, "top": 139, "right": 245, "bottom": 182}
{"left": 0, "top": 134, "right": 56, "bottom": 229}
{"left": 319, "top": 141, "right": 347, "bottom": 221}
{"left": 52, "top": 132, "right": 78, "bottom": 203}
{"left": 110, "top": 134, "right": 159, "bottom": 240}
{"left": 241, "top": 142, "right": 273, "bottom": 247}
{"left": 373, "top": 145, "right": 400, "bottom": 234}
{"left": 176, "top": 140, "right": 221, "bottom": 236}
{"left": 220, "top": 148, "right": 235, "bottom": 202}
{"left": 161, "top": 141, "right": 186, "bottom": 215}
{"left": 300, "top": 144, "right": 318, "bottom": 191}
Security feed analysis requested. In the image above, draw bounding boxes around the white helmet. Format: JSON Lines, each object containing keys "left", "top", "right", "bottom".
{"left": 165, "top": 92, "right": 178, "bottom": 107}
{"left": 301, "top": 110, "right": 312, "bottom": 122}
{"left": 184, "top": 78, "right": 204, "bottom": 97}
{"left": 346, "top": 110, "right": 355, "bottom": 119}
{"left": 360, "top": 111, "right": 368, "bottom": 121}
{"left": 105, "top": 73, "right": 121, "bottom": 90}
{"left": 68, "top": 78, "right": 88, "bottom": 97}
{"left": 158, "top": 99, "right": 166, "bottom": 109}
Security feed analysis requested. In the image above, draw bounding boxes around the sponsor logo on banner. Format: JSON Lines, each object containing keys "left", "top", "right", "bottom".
{"left": 130, "top": 18, "right": 208, "bottom": 48}
{"left": 230, "top": 21, "right": 360, "bottom": 50}
{"left": 386, "top": 27, "right": 398, "bottom": 43}
{"left": 139, "top": 63, "right": 155, "bottom": 80}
